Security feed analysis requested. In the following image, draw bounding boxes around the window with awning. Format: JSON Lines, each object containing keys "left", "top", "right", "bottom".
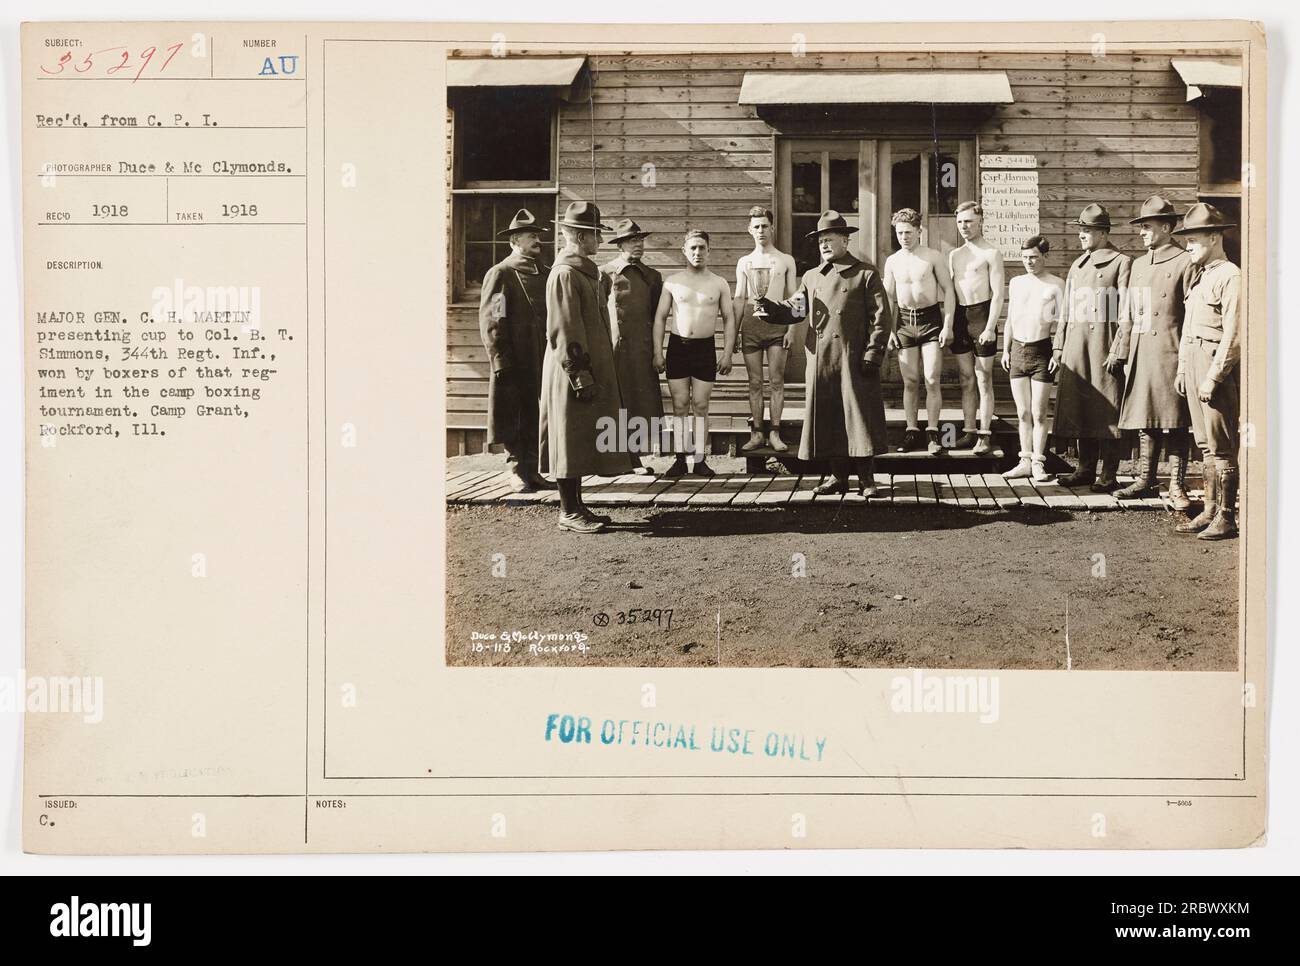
{"left": 1171, "top": 58, "right": 1243, "bottom": 264}
{"left": 447, "top": 57, "right": 590, "bottom": 299}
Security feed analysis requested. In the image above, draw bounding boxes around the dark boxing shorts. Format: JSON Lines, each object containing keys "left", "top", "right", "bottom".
{"left": 895, "top": 303, "right": 943, "bottom": 349}
{"left": 950, "top": 300, "right": 999, "bottom": 358}
{"left": 1009, "top": 337, "right": 1054, "bottom": 383}
{"left": 665, "top": 332, "right": 717, "bottom": 383}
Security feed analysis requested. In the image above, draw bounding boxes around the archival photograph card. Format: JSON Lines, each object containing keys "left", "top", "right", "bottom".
{"left": 21, "top": 18, "right": 1267, "bottom": 852}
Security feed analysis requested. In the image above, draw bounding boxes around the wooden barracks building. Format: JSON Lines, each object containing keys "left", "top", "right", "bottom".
{"left": 445, "top": 49, "right": 1244, "bottom": 456}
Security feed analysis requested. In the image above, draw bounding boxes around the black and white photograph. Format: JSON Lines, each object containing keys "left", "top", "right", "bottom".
{"left": 444, "top": 43, "right": 1247, "bottom": 671}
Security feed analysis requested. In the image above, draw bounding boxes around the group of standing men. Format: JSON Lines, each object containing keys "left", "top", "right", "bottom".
{"left": 479, "top": 200, "right": 787, "bottom": 532}
{"left": 996, "top": 197, "right": 1242, "bottom": 542}
{"left": 478, "top": 196, "right": 1241, "bottom": 540}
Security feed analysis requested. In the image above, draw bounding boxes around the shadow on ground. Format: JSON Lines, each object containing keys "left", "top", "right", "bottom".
{"left": 606, "top": 504, "right": 1077, "bottom": 538}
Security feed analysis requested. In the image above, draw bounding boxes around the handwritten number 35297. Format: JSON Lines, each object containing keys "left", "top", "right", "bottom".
{"left": 41, "top": 42, "right": 185, "bottom": 83}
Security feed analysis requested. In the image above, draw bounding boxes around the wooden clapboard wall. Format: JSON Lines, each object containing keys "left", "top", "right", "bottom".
{"left": 447, "top": 50, "right": 1223, "bottom": 452}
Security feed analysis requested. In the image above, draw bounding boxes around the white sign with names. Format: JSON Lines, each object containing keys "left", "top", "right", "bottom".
{"left": 980, "top": 157, "right": 1040, "bottom": 258}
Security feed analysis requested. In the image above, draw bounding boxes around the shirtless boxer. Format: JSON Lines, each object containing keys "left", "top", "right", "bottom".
{"left": 1001, "top": 235, "right": 1064, "bottom": 482}
{"left": 948, "top": 202, "right": 1005, "bottom": 456}
{"left": 652, "top": 229, "right": 737, "bottom": 477}
{"left": 883, "top": 208, "right": 955, "bottom": 454}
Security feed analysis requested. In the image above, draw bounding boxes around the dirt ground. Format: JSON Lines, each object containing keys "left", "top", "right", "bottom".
{"left": 445, "top": 495, "right": 1238, "bottom": 671}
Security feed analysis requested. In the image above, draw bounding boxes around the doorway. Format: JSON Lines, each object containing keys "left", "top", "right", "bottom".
{"left": 877, "top": 139, "right": 974, "bottom": 262}
{"left": 776, "top": 137, "right": 976, "bottom": 272}
{"left": 774, "top": 136, "right": 976, "bottom": 385}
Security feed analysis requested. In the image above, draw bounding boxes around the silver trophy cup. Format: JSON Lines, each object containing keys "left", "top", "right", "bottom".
{"left": 747, "top": 265, "right": 772, "bottom": 318}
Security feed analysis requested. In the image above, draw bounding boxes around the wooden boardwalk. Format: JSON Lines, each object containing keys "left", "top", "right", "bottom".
{"left": 446, "top": 470, "right": 1194, "bottom": 512}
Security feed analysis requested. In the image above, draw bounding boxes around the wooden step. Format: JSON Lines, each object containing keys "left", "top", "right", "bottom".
{"left": 744, "top": 448, "right": 1020, "bottom": 475}
{"left": 739, "top": 443, "right": 1007, "bottom": 460}
{"left": 737, "top": 443, "right": 1086, "bottom": 476}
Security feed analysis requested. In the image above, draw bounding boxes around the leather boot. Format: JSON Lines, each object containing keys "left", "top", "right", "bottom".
{"left": 507, "top": 467, "right": 536, "bottom": 493}
{"left": 557, "top": 512, "right": 604, "bottom": 534}
{"left": 578, "top": 503, "right": 613, "bottom": 525}
{"left": 815, "top": 460, "right": 851, "bottom": 495}
{"left": 1165, "top": 431, "right": 1192, "bottom": 511}
{"left": 856, "top": 458, "right": 877, "bottom": 497}
{"left": 526, "top": 461, "right": 558, "bottom": 489}
{"left": 1091, "top": 438, "right": 1122, "bottom": 492}
{"left": 1058, "top": 438, "right": 1097, "bottom": 487}
{"left": 1177, "top": 462, "right": 1218, "bottom": 533}
{"left": 1115, "top": 431, "right": 1157, "bottom": 498}
{"left": 813, "top": 475, "right": 850, "bottom": 496}
{"left": 1198, "top": 462, "right": 1239, "bottom": 541}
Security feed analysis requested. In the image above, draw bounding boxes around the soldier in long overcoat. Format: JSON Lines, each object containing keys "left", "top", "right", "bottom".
{"left": 600, "top": 218, "right": 663, "bottom": 472}
{"left": 1105, "top": 196, "right": 1196, "bottom": 506}
{"left": 539, "top": 201, "right": 634, "bottom": 533}
{"left": 478, "top": 209, "right": 552, "bottom": 492}
{"left": 1052, "top": 203, "right": 1132, "bottom": 491}
{"left": 757, "top": 210, "right": 892, "bottom": 496}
